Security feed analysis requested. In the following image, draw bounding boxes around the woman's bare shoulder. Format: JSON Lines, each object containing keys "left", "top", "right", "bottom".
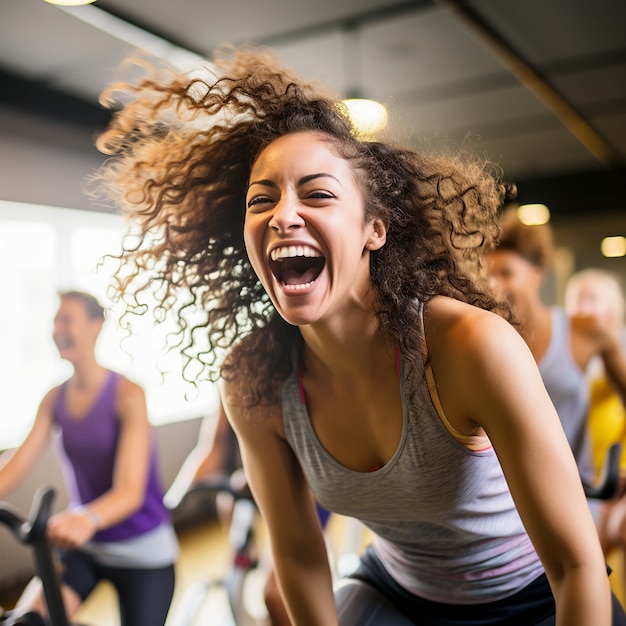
{"left": 425, "top": 296, "right": 512, "bottom": 339}
{"left": 424, "top": 296, "right": 527, "bottom": 379}
{"left": 220, "top": 376, "right": 286, "bottom": 440}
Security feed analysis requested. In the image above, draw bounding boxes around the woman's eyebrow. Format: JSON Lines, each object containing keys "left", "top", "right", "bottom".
{"left": 248, "top": 179, "right": 277, "bottom": 190}
{"left": 298, "top": 173, "right": 341, "bottom": 186}
{"left": 248, "top": 172, "right": 341, "bottom": 190}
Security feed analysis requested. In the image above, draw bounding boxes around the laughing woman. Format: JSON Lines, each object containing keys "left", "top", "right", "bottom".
{"left": 0, "top": 291, "right": 177, "bottom": 626}
{"left": 92, "top": 46, "right": 625, "bottom": 625}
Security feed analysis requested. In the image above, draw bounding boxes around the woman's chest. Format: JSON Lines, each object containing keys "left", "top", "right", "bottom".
{"left": 63, "top": 386, "right": 102, "bottom": 419}
{"left": 305, "top": 376, "right": 403, "bottom": 473}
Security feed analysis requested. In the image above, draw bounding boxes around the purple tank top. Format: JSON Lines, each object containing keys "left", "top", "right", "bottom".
{"left": 53, "top": 371, "right": 169, "bottom": 542}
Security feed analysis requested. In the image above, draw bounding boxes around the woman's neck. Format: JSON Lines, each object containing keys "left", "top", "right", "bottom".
{"left": 69, "top": 359, "right": 107, "bottom": 391}
{"left": 300, "top": 319, "right": 393, "bottom": 384}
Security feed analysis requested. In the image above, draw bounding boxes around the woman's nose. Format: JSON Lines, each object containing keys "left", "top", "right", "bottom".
{"left": 268, "top": 198, "right": 306, "bottom": 232}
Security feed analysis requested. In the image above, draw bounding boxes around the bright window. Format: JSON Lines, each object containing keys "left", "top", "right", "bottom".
{"left": 0, "top": 200, "right": 219, "bottom": 450}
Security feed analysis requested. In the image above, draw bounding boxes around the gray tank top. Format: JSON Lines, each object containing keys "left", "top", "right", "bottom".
{"left": 539, "top": 307, "right": 593, "bottom": 484}
{"left": 282, "top": 303, "right": 544, "bottom": 604}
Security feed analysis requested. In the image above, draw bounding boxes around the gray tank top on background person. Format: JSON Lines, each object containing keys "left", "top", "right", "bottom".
{"left": 282, "top": 301, "right": 544, "bottom": 605}
{"left": 538, "top": 307, "right": 594, "bottom": 485}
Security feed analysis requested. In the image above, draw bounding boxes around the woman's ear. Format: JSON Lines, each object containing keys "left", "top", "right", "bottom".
{"left": 365, "top": 218, "right": 387, "bottom": 251}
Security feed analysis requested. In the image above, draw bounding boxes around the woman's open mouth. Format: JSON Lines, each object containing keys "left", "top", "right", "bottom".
{"left": 54, "top": 336, "right": 73, "bottom": 350}
{"left": 269, "top": 245, "right": 325, "bottom": 291}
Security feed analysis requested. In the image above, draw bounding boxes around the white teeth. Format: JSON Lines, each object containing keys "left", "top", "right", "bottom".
{"left": 282, "top": 280, "right": 315, "bottom": 291}
{"left": 270, "top": 245, "right": 321, "bottom": 261}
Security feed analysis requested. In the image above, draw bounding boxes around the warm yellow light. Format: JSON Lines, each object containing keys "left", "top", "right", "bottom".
{"left": 517, "top": 204, "right": 550, "bottom": 225}
{"left": 342, "top": 98, "right": 388, "bottom": 138}
{"left": 43, "top": 0, "right": 96, "bottom": 5}
{"left": 600, "top": 236, "right": 626, "bottom": 258}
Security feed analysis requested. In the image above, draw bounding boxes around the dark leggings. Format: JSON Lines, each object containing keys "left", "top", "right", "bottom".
{"left": 61, "top": 549, "right": 175, "bottom": 626}
{"left": 340, "top": 545, "right": 626, "bottom": 625}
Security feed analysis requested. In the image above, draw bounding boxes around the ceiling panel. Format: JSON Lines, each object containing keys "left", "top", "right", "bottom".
{"left": 553, "top": 63, "right": 626, "bottom": 102}
{"left": 473, "top": 0, "right": 626, "bottom": 64}
{"left": 99, "top": 0, "right": 424, "bottom": 53}
{"left": 362, "top": 6, "right": 506, "bottom": 92}
{"left": 0, "top": 0, "right": 624, "bottom": 222}
{"left": 261, "top": 31, "right": 346, "bottom": 94}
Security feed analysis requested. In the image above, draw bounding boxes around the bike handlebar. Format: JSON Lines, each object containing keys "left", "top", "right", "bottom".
{"left": 0, "top": 485, "right": 54, "bottom": 544}
{"left": 0, "top": 486, "right": 70, "bottom": 626}
{"left": 184, "top": 475, "right": 255, "bottom": 504}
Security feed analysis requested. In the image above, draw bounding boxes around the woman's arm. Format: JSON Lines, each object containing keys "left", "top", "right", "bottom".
{"left": 426, "top": 298, "right": 611, "bottom": 626}
{"left": 600, "top": 342, "right": 626, "bottom": 407}
{"left": 221, "top": 380, "right": 337, "bottom": 626}
{"left": 47, "top": 377, "right": 152, "bottom": 548}
{"left": 163, "top": 402, "right": 234, "bottom": 510}
{"left": 0, "top": 389, "right": 56, "bottom": 497}
{"left": 572, "top": 314, "right": 626, "bottom": 405}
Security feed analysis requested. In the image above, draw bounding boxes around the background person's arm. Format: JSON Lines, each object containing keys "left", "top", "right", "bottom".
{"left": 572, "top": 314, "right": 626, "bottom": 406}
{"left": 0, "top": 388, "right": 56, "bottom": 498}
{"left": 163, "top": 402, "right": 234, "bottom": 510}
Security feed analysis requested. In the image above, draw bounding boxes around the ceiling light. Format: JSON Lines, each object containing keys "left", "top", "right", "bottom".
{"left": 342, "top": 98, "right": 388, "bottom": 138}
{"left": 517, "top": 204, "right": 550, "bottom": 225}
{"left": 340, "top": 22, "right": 388, "bottom": 139}
{"left": 43, "top": 0, "right": 96, "bottom": 5}
{"left": 600, "top": 236, "right": 626, "bottom": 258}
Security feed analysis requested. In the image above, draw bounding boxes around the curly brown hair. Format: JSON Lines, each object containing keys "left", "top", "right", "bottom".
{"left": 91, "top": 45, "right": 513, "bottom": 407}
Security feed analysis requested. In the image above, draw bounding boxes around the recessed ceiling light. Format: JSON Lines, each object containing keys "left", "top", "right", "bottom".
{"left": 517, "top": 204, "right": 550, "bottom": 225}
{"left": 342, "top": 98, "right": 388, "bottom": 138}
{"left": 601, "top": 236, "right": 626, "bottom": 258}
{"left": 43, "top": 0, "right": 96, "bottom": 6}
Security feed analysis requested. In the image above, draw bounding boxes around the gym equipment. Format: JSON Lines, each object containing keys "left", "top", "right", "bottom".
{"left": 167, "top": 476, "right": 261, "bottom": 626}
{"left": 0, "top": 486, "right": 69, "bottom": 626}
{"left": 583, "top": 442, "right": 622, "bottom": 500}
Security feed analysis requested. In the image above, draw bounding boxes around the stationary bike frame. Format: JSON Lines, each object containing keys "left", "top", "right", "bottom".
{"left": 0, "top": 486, "right": 69, "bottom": 626}
{"left": 168, "top": 476, "right": 260, "bottom": 626}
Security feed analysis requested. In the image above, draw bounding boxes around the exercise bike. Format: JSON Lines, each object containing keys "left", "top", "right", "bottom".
{"left": 167, "top": 475, "right": 263, "bottom": 626}
{"left": 168, "top": 472, "right": 375, "bottom": 626}
{"left": 0, "top": 486, "right": 78, "bottom": 626}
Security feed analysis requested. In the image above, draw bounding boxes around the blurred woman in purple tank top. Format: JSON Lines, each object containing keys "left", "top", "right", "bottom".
{"left": 0, "top": 291, "right": 178, "bottom": 626}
